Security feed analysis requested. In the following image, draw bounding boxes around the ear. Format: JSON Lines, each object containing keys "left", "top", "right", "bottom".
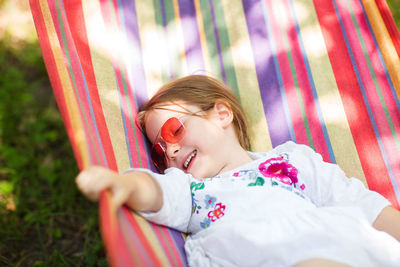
{"left": 213, "top": 101, "right": 234, "bottom": 128}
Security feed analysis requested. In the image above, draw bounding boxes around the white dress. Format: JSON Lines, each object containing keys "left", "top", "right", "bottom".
{"left": 128, "top": 141, "right": 400, "bottom": 266}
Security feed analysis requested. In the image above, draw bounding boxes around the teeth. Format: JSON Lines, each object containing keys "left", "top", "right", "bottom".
{"left": 184, "top": 150, "right": 197, "bottom": 169}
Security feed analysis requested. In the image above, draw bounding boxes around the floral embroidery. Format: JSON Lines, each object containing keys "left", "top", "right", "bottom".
{"left": 300, "top": 184, "right": 306, "bottom": 190}
{"left": 280, "top": 153, "right": 289, "bottom": 161}
{"left": 258, "top": 157, "right": 298, "bottom": 186}
{"left": 204, "top": 195, "right": 217, "bottom": 209}
{"left": 200, "top": 218, "right": 211, "bottom": 229}
{"left": 248, "top": 177, "right": 265, "bottom": 186}
{"left": 232, "top": 169, "right": 252, "bottom": 178}
{"left": 191, "top": 182, "right": 206, "bottom": 214}
{"left": 192, "top": 197, "right": 201, "bottom": 214}
{"left": 208, "top": 203, "right": 226, "bottom": 222}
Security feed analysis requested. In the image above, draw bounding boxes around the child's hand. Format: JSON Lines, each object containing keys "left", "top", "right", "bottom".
{"left": 75, "top": 166, "right": 135, "bottom": 208}
{"left": 75, "top": 166, "right": 163, "bottom": 212}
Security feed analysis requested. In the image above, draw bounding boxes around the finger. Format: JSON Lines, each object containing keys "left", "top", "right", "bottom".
{"left": 75, "top": 167, "right": 114, "bottom": 201}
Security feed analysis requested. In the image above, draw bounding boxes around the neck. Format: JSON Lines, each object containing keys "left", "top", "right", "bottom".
{"left": 217, "top": 141, "right": 252, "bottom": 175}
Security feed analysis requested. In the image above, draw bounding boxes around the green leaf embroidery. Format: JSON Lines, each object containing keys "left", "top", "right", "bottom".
{"left": 191, "top": 182, "right": 205, "bottom": 191}
{"left": 248, "top": 177, "right": 265, "bottom": 187}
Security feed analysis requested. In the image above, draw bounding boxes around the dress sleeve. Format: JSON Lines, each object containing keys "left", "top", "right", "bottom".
{"left": 122, "top": 167, "right": 192, "bottom": 232}
{"left": 281, "top": 142, "right": 391, "bottom": 224}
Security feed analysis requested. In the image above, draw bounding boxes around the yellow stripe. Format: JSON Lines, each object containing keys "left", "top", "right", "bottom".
{"left": 194, "top": 0, "right": 213, "bottom": 73}
{"left": 134, "top": 213, "right": 171, "bottom": 266}
{"left": 362, "top": 0, "right": 400, "bottom": 97}
{"left": 196, "top": 0, "right": 224, "bottom": 80}
{"left": 135, "top": 0, "right": 164, "bottom": 96}
{"left": 221, "top": 0, "right": 272, "bottom": 152}
{"left": 81, "top": 0, "right": 130, "bottom": 171}
{"left": 39, "top": 0, "right": 90, "bottom": 168}
{"left": 294, "top": 0, "right": 366, "bottom": 184}
{"left": 172, "top": 0, "right": 188, "bottom": 76}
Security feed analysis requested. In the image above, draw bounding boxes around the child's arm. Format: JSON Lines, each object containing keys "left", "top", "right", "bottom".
{"left": 75, "top": 166, "right": 163, "bottom": 212}
{"left": 373, "top": 206, "right": 400, "bottom": 242}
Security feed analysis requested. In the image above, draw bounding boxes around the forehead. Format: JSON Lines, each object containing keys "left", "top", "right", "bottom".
{"left": 145, "top": 102, "right": 199, "bottom": 142}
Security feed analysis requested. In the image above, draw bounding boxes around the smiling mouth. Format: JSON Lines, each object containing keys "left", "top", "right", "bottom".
{"left": 184, "top": 150, "right": 197, "bottom": 170}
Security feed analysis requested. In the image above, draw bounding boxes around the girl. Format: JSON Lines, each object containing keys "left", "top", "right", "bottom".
{"left": 76, "top": 75, "right": 400, "bottom": 266}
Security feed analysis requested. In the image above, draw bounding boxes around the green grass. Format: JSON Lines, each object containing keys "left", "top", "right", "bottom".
{"left": 0, "top": 37, "right": 107, "bottom": 266}
{"left": 387, "top": 0, "right": 400, "bottom": 30}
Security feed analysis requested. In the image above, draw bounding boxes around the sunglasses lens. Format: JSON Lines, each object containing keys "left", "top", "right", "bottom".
{"left": 151, "top": 143, "right": 167, "bottom": 172}
{"left": 151, "top": 117, "right": 185, "bottom": 173}
{"left": 161, "top": 117, "right": 185, "bottom": 143}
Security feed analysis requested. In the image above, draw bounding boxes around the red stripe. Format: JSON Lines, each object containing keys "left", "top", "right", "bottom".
{"left": 281, "top": 0, "right": 331, "bottom": 162}
{"left": 375, "top": 0, "right": 400, "bottom": 58}
{"left": 164, "top": 228, "right": 185, "bottom": 267}
{"left": 99, "top": 192, "right": 138, "bottom": 266}
{"left": 122, "top": 209, "right": 164, "bottom": 266}
{"left": 53, "top": 1, "right": 105, "bottom": 166}
{"left": 29, "top": 0, "right": 84, "bottom": 170}
{"left": 313, "top": 0, "right": 399, "bottom": 209}
{"left": 119, "top": 209, "right": 152, "bottom": 265}
{"left": 46, "top": 0, "right": 63, "bottom": 49}
{"left": 152, "top": 225, "right": 182, "bottom": 266}
{"left": 45, "top": 0, "right": 101, "bottom": 165}
{"left": 350, "top": 0, "right": 400, "bottom": 138}
{"left": 64, "top": 0, "right": 118, "bottom": 170}
{"left": 264, "top": 0, "right": 309, "bottom": 145}
{"left": 127, "top": 81, "right": 149, "bottom": 169}
{"left": 340, "top": 0, "right": 400, "bottom": 195}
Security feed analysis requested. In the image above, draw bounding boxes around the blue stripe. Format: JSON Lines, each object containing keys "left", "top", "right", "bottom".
{"left": 60, "top": 0, "right": 108, "bottom": 166}
{"left": 288, "top": 0, "right": 336, "bottom": 164}
{"left": 333, "top": 0, "right": 400, "bottom": 202}
{"left": 118, "top": 0, "right": 155, "bottom": 169}
{"left": 261, "top": 0, "right": 296, "bottom": 143}
{"left": 118, "top": 209, "right": 155, "bottom": 266}
{"left": 359, "top": 0, "right": 400, "bottom": 115}
{"left": 358, "top": 0, "right": 400, "bottom": 118}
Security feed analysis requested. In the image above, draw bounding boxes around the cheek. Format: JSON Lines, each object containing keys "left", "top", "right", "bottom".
{"left": 186, "top": 124, "right": 220, "bottom": 148}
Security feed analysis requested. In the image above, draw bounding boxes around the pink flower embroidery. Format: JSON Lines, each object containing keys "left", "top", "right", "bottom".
{"left": 258, "top": 157, "right": 298, "bottom": 185}
{"left": 300, "top": 184, "right": 306, "bottom": 190}
{"left": 208, "top": 203, "right": 226, "bottom": 222}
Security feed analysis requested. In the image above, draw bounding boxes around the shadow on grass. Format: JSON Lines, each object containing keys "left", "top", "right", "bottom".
{"left": 0, "top": 37, "right": 107, "bottom": 266}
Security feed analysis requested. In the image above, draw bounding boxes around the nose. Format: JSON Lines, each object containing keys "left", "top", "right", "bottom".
{"left": 165, "top": 142, "right": 181, "bottom": 159}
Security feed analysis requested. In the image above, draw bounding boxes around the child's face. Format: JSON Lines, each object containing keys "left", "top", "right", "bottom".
{"left": 145, "top": 102, "right": 233, "bottom": 178}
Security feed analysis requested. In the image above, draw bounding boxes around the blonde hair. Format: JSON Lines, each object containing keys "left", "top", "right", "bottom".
{"left": 137, "top": 75, "right": 250, "bottom": 150}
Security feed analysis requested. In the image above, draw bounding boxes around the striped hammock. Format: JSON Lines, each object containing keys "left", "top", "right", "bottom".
{"left": 30, "top": 0, "right": 400, "bottom": 266}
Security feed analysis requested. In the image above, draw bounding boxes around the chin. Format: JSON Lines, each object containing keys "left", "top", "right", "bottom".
{"left": 190, "top": 169, "right": 215, "bottom": 179}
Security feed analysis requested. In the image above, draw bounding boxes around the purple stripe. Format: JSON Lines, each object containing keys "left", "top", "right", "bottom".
{"left": 119, "top": 0, "right": 154, "bottom": 170}
{"left": 242, "top": 0, "right": 291, "bottom": 146}
{"left": 169, "top": 228, "right": 188, "bottom": 266}
{"left": 178, "top": 0, "right": 206, "bottom": 74}
{"left": 208, "top": 0, "right": 226, "bottom": 82}
{"left": 119, "top": 209, "right": 154, "bottom": 266}
{"left": 120, "top": 0, "right": 148, "bottom": 106}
